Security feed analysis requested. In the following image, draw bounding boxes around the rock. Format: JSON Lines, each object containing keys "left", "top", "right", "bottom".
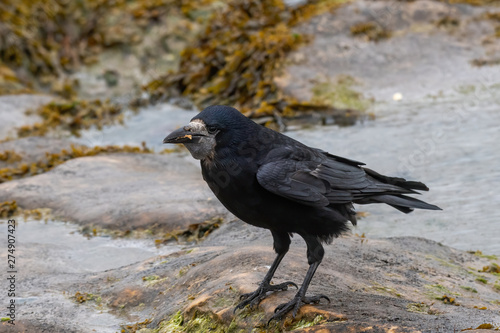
{"left": 280, "top": 0, "right": 500, "bottom": 102}
{"left": 5, "top": 221, "right": 499, "bottom": 332}
{"left": 0, "top": 136, "right": 81, "bottom": 169}
{"left": 0, "top": 94, "right": 54, "bottom": 140}
{"left": 107, "top": 226, "right": 500, "bottom": 332}
{"left": 0, "top": 153, "right": 226, "bottom": 232}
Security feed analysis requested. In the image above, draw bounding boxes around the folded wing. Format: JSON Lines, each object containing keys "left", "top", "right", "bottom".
{"left": 256, "top": 147, "right": 441, "bottom": 213}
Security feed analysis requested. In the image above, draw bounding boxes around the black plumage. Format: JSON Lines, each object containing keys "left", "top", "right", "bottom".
{"left": 163, "top": 105, "right": 441, "bottom": 321}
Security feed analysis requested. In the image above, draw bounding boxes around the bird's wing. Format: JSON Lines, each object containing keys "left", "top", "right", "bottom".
{"left": 256, "top": 146, "right": 368, "bottom": 206}
{"left": 256, "top": 148, "right": 410, "bottom": 206}
{"left": 256, "top": 158, "right": 331, "bottom": 207}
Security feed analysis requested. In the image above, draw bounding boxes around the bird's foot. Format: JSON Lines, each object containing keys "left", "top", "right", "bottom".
{"left": 234, "top": 281, "right": 298, "bottom": 313}
{"left": 268, "top": 294, "right": 330, "bottom": 324}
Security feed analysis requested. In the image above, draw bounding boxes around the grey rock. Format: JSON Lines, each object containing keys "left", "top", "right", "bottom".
{"left": 4, "top": 221, "right": 499, "bottom": 332}
{"left": 280, "top": 0, "right": 500, "bottom": 102}
{"left": 0, "top": 136, "right": 81, "bottom": 169}
{"left": 0, "top": 153, "right": 226, "bottom": 232}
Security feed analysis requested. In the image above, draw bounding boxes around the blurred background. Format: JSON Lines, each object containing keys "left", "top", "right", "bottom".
{"left": 1, "top": 0, "right": 500, "bottom": 331}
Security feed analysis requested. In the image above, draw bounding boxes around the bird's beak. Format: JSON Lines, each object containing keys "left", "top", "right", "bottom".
{"left": 163, "top": 123, "right": 206, "bottom": 144}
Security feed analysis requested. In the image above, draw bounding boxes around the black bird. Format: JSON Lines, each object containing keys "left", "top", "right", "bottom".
{"left": 163, "top": 105, "right": 441, "bottom": 321}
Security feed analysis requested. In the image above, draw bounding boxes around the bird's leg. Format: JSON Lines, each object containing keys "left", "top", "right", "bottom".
{"left": 234, "top": 232, "right": 297, "bottom": 312}
{"left": 269, "top": 235, "right": 330, "bottom": 323}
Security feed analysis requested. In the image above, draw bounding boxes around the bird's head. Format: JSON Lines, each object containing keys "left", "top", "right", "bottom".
{"left": 163, "top": 105, "right": 251, "bottom": 160}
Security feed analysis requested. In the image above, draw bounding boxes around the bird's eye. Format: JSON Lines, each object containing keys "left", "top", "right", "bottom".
{"left": 207, "top": 125, "right": 218, "bottom": 134}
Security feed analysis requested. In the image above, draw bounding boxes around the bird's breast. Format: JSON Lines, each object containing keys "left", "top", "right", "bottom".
{"left": 201, "top": 161, "right": 274, "bottom": 227}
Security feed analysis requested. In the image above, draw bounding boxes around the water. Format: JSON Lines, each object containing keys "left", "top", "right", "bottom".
{"left": 76, "top": 104, "right": 199, "bottom": 152}
{"left": 0, "top": 219, "right": 183, "bottom": 332}
{"left": 4, "top": 219, "right": 182, "bottom": 274}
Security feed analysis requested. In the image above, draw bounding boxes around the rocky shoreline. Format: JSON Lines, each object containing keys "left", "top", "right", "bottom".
{"left": 1, "top": 0, "right": 500, "bottom": 332}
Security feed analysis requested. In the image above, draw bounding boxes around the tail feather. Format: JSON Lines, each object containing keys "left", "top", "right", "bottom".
{"left": 370, "top": 194, "right": 442, "bottom": 213}
{"left": 364, "top": 167, "right": 429, "bottom": 192}
{"left": 387, "top": 205, "right": 414, "bottom": 214}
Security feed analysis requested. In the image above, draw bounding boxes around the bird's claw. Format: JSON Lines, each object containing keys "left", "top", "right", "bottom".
{"left": 234, "top": 281, "right": 298, "bottom": 314}
{"left": 302, "top": 294, "right": 330, "bottom": 304}
{"left": 239, "top": 293, "right": 251, "bottom": 301}
{"left": 274, "top": 281, "right": 298, "bottom": 291}
{"left": 268, "top": 294, "right": 330, "bottom": 324}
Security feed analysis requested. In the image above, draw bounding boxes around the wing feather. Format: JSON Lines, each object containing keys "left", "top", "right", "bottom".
{"left": 256, "top": 147, "right": 427, "bottom": 207}
{"left": 254, "top": 144, "right": 438, "bottom": 212}
{"left": 257, "top": 160, "right": 329, "bottom": 207}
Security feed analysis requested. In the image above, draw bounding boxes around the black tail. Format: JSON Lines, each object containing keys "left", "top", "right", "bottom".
{"left": 360, "top": 168, "right": 442, "bottom": 213}
{"left": 363, "top": 167, "right": 429, "bottom": 192}
{"left": 369, "top": 194, "right": 442, "bottom": 213}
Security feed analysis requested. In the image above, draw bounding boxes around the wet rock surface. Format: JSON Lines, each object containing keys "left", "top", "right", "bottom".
{"left": 0, "top": 136, "right": 82, "bottom": 169}
{"left": 2, "top": 220, "right": 498, "bottom": 332}
{"left": 0, "top": 153, "right": 225, "bottom": 233}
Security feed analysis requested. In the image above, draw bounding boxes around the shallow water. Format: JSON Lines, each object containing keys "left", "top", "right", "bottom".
{"left": 3, "top": 219, "right": 182, "bottom": 273}
{"left": 0, "top": 219, "right": 182, "bottom": 331}
{"left": 76, "top": 104, "right": 199, "bottom": 152}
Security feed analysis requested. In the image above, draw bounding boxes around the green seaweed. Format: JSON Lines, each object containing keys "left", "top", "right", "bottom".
{"left": 476, "top": 277, "right": 488, "bottom": 284}
{"left": 406, "top": 302, "right": 431, "bottom": 314}
{"left": 460, "top": 286, "right": 478, "bottom": 293}
{"left": 425, "top": 284, "right": 460, "bottom": 300}
{"left": 184, "top": 314, "right": 225, "bottom": 333}
{"left": 311, "top": 75, "right": 372, "bottom": 112}
{"left": 469, "top": 250, "right": 498, "bottom": 260}
{"left": 73, "top": 291, "right": 102, "bottom": 305}
{"left": 289, "top": 314, "right": 325, "bottom": 330}
{"left": 159, "top": 311, "right": 228, "bottom": 333}
{"left": 143, "top": 275, "right": 168, "bottom": 287}
{"left": 212, "top": 295, "right": 236, "bottom": 308}
{"left": 142, "top": 275, "right": 160, "bottom": 282}
{"left": 481, "top": 263, "right": 500, "bottom": 273}
{"left": 178, "top": 266, "right": 190, "bottom": 277}
{"left": 159, "top": 311, "right": 184, "bottom": 332}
